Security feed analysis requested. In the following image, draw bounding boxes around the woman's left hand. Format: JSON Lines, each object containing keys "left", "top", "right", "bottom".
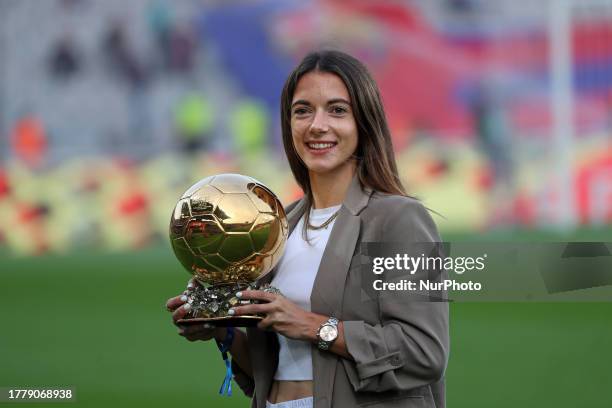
{"left": 230, "top": 290, "right": 322, "bottom": 341}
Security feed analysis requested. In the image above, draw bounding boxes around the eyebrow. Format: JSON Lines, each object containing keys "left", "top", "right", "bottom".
{"left": 291, "top": 98, "right": 351, "bottom": 108}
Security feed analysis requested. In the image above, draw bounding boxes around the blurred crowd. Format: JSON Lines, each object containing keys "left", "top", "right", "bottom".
{"left": 1, "top": 0, "right": 612, "bottom": 255}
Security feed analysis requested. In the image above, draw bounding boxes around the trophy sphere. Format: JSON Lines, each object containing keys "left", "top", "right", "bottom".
{"left": 169, "top": 173, "right": 288, "bottom": 285}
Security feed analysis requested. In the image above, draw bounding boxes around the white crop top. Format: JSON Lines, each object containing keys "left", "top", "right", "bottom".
{"left": 270, "top": 204, "right": 341, "bottom": 381}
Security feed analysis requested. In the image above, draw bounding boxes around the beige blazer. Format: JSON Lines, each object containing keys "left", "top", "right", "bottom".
{"left": 232, "top": 176, "right": 449, "bottom": 408}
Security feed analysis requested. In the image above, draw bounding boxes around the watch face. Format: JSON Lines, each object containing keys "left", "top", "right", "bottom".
{"left": 319, "top": 324, "right": 338, "bottom": 342}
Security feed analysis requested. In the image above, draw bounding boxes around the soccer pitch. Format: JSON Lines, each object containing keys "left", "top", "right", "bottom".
{"left": 1, "top": 233, "right": 611, "bottom": 407}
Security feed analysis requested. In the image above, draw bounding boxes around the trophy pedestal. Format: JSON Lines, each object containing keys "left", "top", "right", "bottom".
{"left": 176, "top": 315, "right": 263, "bottom": 327}
{"left": 176, "top": 281, "right": 279, "bottom": 327}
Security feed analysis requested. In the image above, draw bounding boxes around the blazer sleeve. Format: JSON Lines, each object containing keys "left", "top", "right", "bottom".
{"left": 342, "top": 198, "right": 450, "bottom": 393}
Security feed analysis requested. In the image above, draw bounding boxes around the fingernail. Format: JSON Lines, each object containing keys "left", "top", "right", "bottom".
{"left": 228, "top": 308, "right": 235, "bottom": 316}
{"left": 180, "top": 295, "right": 188, "bottom": 302}
{"left": 187, "top": 282, "right": 194, "bottom": 289}
{"left": 203, "top": 323, "right": 212, "bottom": 329}
{"left": 178, "top": 328, "right": 184, "bottom": 335}
{"left": 236, "top": 291, "right": 242, "bottom": 298}
{"left": 183, "top": 303, "right": 191, "bottom": 311}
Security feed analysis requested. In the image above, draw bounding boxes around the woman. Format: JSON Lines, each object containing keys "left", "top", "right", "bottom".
{"left": 166, "top": 50, "right": 449, "bottom": 408}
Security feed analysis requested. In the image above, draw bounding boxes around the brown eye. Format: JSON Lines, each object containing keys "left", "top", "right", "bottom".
{"left": 293, "top": 107, "right": 309, "bottom": 116}
{"left": 331, "top": 106, "right": 348, "bottom": 115}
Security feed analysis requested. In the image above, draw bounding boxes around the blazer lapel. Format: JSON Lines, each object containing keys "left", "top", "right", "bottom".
{"left": 310, "top": 175, "right": 371, "bottom": 315}
{"left": 286, "top": 198, "right": 307, "bottom": 239}
{"left": 310, "top": 175, "right": 371, "bottom": 408}
{"left": 309, "top": 208, "right": 360, "bottom": 315}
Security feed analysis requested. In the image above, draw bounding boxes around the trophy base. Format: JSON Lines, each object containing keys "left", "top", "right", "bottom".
{"left": 177, "top": 315, "right": 263, "bottom": 327}
{"left": 180, "top": 281, "right": 281, "bottom": 327}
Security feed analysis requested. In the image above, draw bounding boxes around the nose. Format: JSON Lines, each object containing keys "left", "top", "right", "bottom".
{"left": 309, "top": 109, "right": 329, "bottom": 135}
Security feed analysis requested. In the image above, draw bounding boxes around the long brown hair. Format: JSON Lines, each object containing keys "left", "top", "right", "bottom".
{"left": 280, "top": 50, "right": 407, "bottom": 237}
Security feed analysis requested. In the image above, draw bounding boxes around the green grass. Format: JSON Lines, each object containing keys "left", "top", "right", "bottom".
{"left": 0, "top": 247, "right": 245, "bottom": 408}
{"left": 1, "top": 232, "right": 611, "bottom": 407}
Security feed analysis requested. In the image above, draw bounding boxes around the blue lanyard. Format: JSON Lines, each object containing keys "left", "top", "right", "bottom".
{"left": 215, "top": 327, "right": 235, "bottom": 397}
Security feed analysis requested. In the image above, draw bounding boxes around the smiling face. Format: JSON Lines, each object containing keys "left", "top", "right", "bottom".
{"left": 290, "top": 71, "right": 359, "bottom": 179}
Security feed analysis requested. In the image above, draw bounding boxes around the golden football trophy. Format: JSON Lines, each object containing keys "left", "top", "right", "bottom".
{"left": 169, "top": 173, "right": 288, "bottom": 326}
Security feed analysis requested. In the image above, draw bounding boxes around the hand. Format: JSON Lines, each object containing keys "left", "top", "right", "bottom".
{"left": 165, "top": 279, "right": 225, "bottom": 342}
{"left": 229, "top": 290, "right": 323, "bottom": 341}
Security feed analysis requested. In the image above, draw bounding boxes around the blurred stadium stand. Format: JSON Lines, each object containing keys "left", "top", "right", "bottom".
{"left": 0, "top": 0, "right": 611, "bottom": 255}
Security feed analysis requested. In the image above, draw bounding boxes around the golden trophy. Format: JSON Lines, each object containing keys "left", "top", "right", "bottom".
{"left": 169, "top": 173, "right": 288, "bottom": 326}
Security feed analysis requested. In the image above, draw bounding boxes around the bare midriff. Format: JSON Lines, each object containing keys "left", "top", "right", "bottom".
{"left": 267, "top": 380, "right": 313, "bottom": 404}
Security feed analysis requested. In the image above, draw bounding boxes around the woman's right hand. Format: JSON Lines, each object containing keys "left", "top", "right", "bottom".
{"left": 166, "top": 280, "right": 226, "bottom": 342}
